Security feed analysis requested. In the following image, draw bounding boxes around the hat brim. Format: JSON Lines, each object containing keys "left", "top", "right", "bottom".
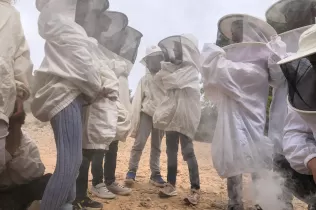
{"left": 277, "top": 48, "right": 316, "bottom": 65}
{"left": 218, "top": 14, "right": 277, "bottom": 40}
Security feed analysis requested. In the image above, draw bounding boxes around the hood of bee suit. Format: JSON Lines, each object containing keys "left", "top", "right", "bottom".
{"left": 140, "top": 45, "right": 164, "bottom": 75}
{"left": 181, "top": 33, "right": 199, "bottom": 49}
{"left": 36, "top": 0, "right": 77, "bottom": 18}
{"left": 146, "top": 45, "right": 162, "bottom": 55}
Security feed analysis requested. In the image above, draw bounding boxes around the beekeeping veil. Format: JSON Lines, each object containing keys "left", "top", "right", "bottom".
{"left": 277, "top": 25, "right": 316, "bottom": 114}
{"left": 218, "top": 14, "right": 277, "bottom": 44}
{"left": 75, "top": 0, "right": 109, "bottom": 37}
{"left": 216, "top": 30, "right": 232, "bottom": 47}
{"left": 153, "top": 34, "right": 201, "bottom": 139}
{"left": 157, "top": 34, "right": 200, "bottom": 69}
{"left": 265, "top": 0, "right": 316, "bottom": 34}
{"left": 140, "top": 46, "right": 164, "bottom": 74}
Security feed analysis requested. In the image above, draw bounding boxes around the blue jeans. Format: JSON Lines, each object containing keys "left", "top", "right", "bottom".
{"left": 76, "top": 149, "right": 104, "bottom": 199}
{"left": 166, "top": 131, "right": 200, "bottom": 190}
{"left": 92, "top": 140, "right": 119, "bottom": 186}
{"left": 76, "top": 140, "right": 119, "bottom": 199}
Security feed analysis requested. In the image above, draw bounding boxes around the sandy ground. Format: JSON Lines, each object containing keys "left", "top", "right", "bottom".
{"left": 24, "top": 115, "right": 307, "bottom": 210}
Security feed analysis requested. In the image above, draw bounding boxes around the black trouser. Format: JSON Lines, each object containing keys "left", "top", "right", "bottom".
{"left": 76, "top": 141, "right": 118, "bottom": 199}
{"left": 166, "top": 131, "right": 200, "bottom": 190}
{"left": 274, "top": 154, "right": 316, "bottom": 205}
{"left": 76, "top": 149, "right": 104, "bottom": 199}
{"left": 92, "top": 140, "right": 119, "bottom": 186}
{"left": 0, "top": 173, "right": 52, "bottom": 210}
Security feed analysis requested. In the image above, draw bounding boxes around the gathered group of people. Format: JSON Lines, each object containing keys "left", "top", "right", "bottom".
{"left": 2, "top": 0, "right": 316, "bottom": 209}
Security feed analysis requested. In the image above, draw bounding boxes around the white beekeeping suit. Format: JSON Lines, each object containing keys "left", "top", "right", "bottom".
{"left": 130, "top": 46, "right": 165, "bottom": 138}
{"left": 0, "top": 0, "right": 33, "bottom": 173}
{"left": 32, "top": 0, "right": 118, "bottom": 122}
{"left": 265, "top": 0, "right": 316, "bottom": 156}
{"left": 267, "top": 27, "right": 314, "bottom": 155}
{"left": 153, "top": 34, "right": 201, "bottom": 140}
{"left": 99, "top": 18, "right": 143, "bottom": 141}
{"left": 78, "top": 10, "right": 130, "bottom": 150}
{"left": 201, "top": 14, "right": 279, "bottom": 178}
{"left": 277, "top": 25, "right": 316, "bottom": 137}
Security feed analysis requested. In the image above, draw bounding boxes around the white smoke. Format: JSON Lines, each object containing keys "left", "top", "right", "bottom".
{"left": 251, "top": 170, "right": 287, "bottom": 210}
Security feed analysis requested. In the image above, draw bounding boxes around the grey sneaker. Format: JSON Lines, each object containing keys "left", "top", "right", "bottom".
{"left": 159, "top": 183, "right": 178, "bottom": 197}
{"left": 184, "top": 189, "right": 200, "bottom": 205}
{"left": 91, "top": 183, "right": 116, "bottom": 199}
{"left": 107, "top": 182, "right": 132, "bottom": 196}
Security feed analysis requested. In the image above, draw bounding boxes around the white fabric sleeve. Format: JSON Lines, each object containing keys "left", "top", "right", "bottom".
{"left": 267, "top": 54, "right": 286, "bottom": 88}
{"left": 283, "top": 107, "right": 316, "bottom": 175}
{"left": 129, "top": 78, "right": 144, "bottom": 138}
{"left": 200, "top": 43, "right": 244, "bottom": 101}
{"left": 13, "top": 12, "right": 33, "bottom": 101}
{"left": 6, "top": 132, "right": 45, "bottom": 184}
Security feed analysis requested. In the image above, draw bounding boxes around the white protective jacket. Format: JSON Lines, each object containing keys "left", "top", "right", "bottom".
{"left": 99, "top": 46, "right": 132, "bottom": 143}
{"left": 111, "top": 56, "right": 132, "bottom": 141}
{"left": 130, "top": 70, "right": 165, "bottom": 138}
{"left": 32, "top": 0, "right": 118, "bottom": 125}
{"left": 153, "top": 36, "right": 201, "bottom": 140}
{"left": 283, "top": 105, "right": 316, "bottom": 175}
{"left": 0, "top": 131, "right": 45, "bottom": 190}
{"left": 201, "top": 43, "right": 280, "bottom": 178}
{"left": 0, "top": 1, "right": 32, "bottom": 123}
{"left": 267, "top": 26, "right": 313, "bottom": 155}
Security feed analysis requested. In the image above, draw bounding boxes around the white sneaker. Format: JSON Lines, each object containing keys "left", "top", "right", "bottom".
{"left": 91, "top": 183, "right": 116, "bottom": 199}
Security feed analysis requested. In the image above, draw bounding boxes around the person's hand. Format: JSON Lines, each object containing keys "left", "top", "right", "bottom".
{"left": 5, "top": 102, "right": 26, "bottom": 156}
{"left": 307, "top": 157, "right": 316, "bottom": 183}
{"left": 11, "top": 97, "right": 24, "bottom": 119}
{"left": 5, "top": 123, "right": 22, "bottom": 156}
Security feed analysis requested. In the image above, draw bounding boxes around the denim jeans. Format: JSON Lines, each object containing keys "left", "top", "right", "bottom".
{"left": 91, "top": 140, "right": 119, "bottom": 186}
{"left": 128, "top": 112, "right": 164, "bottom": 176}
{"left": 76, "top": 149, "right": 104, "bottom": 199}
{"left": 166, "top": 131, "right": 200, "bottom": 190}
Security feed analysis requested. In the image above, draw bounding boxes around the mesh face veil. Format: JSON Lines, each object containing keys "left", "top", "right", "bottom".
{"left": 266, "top": 0, "right": 316, "bottom": 33}
{"left": 218, "top": 14, "right": 277, "bottom": 44}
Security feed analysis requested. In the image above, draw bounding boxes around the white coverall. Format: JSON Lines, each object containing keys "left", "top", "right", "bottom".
{"left": 0, "top": 0, "right": 33, "bottom": 175}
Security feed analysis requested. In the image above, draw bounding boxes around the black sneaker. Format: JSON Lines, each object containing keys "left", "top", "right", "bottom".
{"left": 227, "top": 204, "right": 244, "bottom": 210}
{"left": 254, "top": 204, "right": 263, "bottom": 210}
{"left": 73, "top": 197, "right": 103, "bottom": 210}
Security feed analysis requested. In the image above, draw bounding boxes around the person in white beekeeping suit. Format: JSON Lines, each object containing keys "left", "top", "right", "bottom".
{"left": 125, "top": 45, "right": 166, "bottom": 187}
{"left": 0, "top": 104, "right": 51, "bottom": 210}
{"left": 31, "top": 0, "right": 119, "bottom": 209}
{"left": 89, "top": 25, "right": 143, "bottom": 198}
{"left": 201, "top": 14, "right": 283, "bottom": 210}
{"left": 73, "top": 7, "right": 128, "bottom": 209}
{"left": 153, "top": 34, "right": 201, "bottom": 205}
{"left": 274, "top": 25, "right": 316, "bottom": 210}
{"left": 0, "top": 0, "right": 33, "bottom": 175}
{"left": 265, "top": 1, "right": 316, "bottom": 209}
